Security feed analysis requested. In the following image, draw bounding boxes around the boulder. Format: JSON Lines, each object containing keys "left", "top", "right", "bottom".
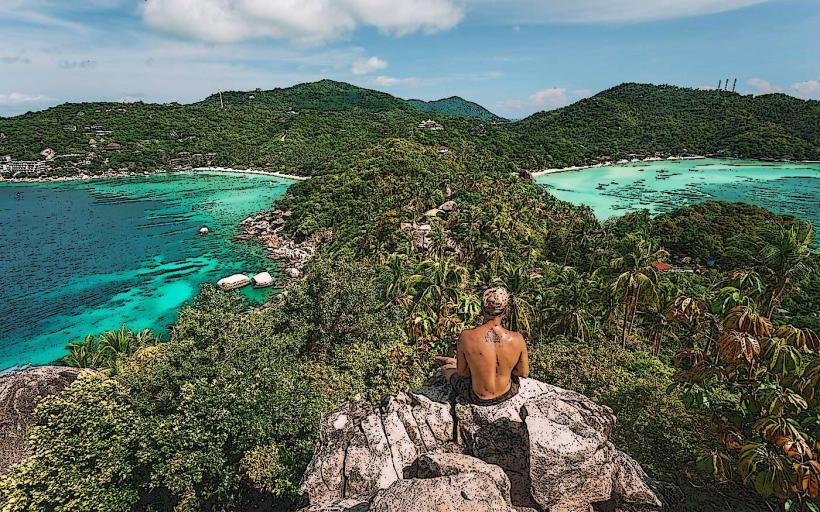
{"left": 370, "top": 472, "right": 511, "bottom": 512}
{"left": 299, "top": 378, "right": 675, "bottom": 512}
{"left": 199, "top": 226, "right": 210, "bottom": 235}
{"left": 217, "top": 274, "right": 251, "bottom": 290}
{"left": 408, "top": 452, "right": 511, "bottom": 507}
{"left": 0, "top": 366, "right": 82, "bottom": 474}
{"left": 252, "top": 271, "right": 274, "bottom": 288}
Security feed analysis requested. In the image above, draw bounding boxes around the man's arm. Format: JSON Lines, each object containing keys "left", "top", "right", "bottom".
{"left": 513, "top": 337, "right": 529, "bottom": 378}
{"left": 456, "top": 333, "right": 471, "bottom": 377}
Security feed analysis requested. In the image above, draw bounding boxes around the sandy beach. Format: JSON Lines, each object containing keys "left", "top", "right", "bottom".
{"left": 0, "top": 166, "right": 310, "bottom": 184}
{"left": 530, "top": 155, "right": 708, "bottom": 177}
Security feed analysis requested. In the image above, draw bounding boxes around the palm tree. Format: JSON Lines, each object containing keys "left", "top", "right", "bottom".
{"left": 546, "top": 267, "right": 596, "bottom": 343}
{"left": 99, "top": 326, "right": 134, "bottom": 362}
{"left": 758, "top": 223, "right": 815, "bottom": 317}
{"left": 645, "top": 282, "right": 678, "bottom": 356}
{"left": 500, "top": 262, "right": 537, "bottom": 336}
{"left": 409, "top": 257, "right": 468, "bottom": 340}
{"left": 61, "top": 335, "right": 103, "bottom": 368}
{"left": 609, "top": 234, "right": 669, "bottom": 347}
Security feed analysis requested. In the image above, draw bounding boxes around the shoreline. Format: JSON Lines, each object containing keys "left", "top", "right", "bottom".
{"left": 0, "top": 166, "right": 310, "bottom": 184}
{"left": 528, "top": 155, "right": 820, "bottom": 177}
{"left": 530, "top": 156, "right": 708, "bottom": 177}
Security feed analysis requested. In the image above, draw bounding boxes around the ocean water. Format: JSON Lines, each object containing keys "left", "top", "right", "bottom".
{"left": 0, "top": 171, "right": 293, "bottom": 370}
{"left": 535, "top": 159, "right": 820, "bottom": 240}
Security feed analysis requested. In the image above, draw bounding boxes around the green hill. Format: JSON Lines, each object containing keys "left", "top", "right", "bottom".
{"left": 1, "top": 81, "right": 818, "bottom": 178}
{"left": 405, "top": 96, "right": 506, "bottom": 121}
{"left": 508, "top": 83, "right": 820, "bottom": 167}
{"left": 200, "top": 79, "right": 411, "bottom": 112}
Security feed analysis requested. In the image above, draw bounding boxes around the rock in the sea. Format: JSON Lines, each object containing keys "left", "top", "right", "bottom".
{"left": 299, "top": 378, "right": 676, "bottom": 512}
{"left": 252, "top": 271, "right": 274, "bottom": 288}
{"left": 217, "top": 274, "right": 251, "bottom": 290}
{"left": 0, "top": 366, "right": 82, "bottom": 474}
{"left": 199, "top": 226, "right": 210, "bottom": 235}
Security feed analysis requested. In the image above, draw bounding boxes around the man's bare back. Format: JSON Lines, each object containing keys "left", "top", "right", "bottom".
{"left": 438, "top": 287, "right": 529, "bottom": 403}
{"left": 457, "top": 321, "right": 528, "bottom": 399}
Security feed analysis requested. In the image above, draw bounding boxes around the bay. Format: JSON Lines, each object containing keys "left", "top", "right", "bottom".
{"left": 0, "top": 171, "right": 293, "bottom": 370}
{"left": 535, "top": 159, "right": 820, "bottom": 241}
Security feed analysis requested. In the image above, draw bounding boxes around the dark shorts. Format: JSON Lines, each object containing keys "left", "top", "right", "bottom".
{"left": 449, "top": 374, "right": 520, "bottom": 406}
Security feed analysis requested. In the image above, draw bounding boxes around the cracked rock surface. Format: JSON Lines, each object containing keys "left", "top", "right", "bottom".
{"left": 299, "top": 378, "right": 679, "bottom": 512}
{"left": 0, "top": 366, "right": 82, "bottom": 475}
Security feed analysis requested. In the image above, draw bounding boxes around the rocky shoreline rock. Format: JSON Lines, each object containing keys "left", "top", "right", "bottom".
{"left": 299, "top": 377, "right": 681, "bottom": 512}
{"left": 236, "top": 209, "right": 331, "bottom": 280}
{"left": 0, "top": 366, "right": 83, "bottom": 475}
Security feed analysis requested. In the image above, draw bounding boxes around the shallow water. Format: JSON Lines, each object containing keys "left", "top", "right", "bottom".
{"left": 0, "top": 171, "right": 293, "bottom": 370}
{"left": 535, "top": 159, "right": 820, "bottom": 240}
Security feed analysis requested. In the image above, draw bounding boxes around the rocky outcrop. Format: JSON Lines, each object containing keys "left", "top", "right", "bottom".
{"left": 237, "top": 209, "right": 331, "bottom": 278}
{"left": 0, "top": 366, "right": 82, "bottom": 474}
{"left": 299, "top": 378, "right": 678, "bottom": 512}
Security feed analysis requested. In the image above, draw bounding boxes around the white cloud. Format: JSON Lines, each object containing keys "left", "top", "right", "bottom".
{"left": 141, "top": 0, "right": 464, "bottom": 45}
{"left": 747, "top": 77, "right": 782, "bottom": 95}
{"left": 530, "top": 87, "right": 569, "bottom": 108}
{"left": 791, "top": 78, "right": 820, "bottom": 99}
{"left": 351, "top": 56, "right": 387, "bottom": 75}
{"left": 0, "top": 92, "right": 50, "bottom": 106}
{"left": 373, "top": 75, "right": 418, "bottom": 87}
{"left": 498, "top": 86, "right": 593, "bottom": 115}
{"left": 465, "top": 0, "right": 773, "bottom": 24}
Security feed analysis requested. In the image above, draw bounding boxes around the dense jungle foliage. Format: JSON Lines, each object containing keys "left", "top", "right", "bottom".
{"left": 1, "top": 81, "right": 819, "bottom": 177}
{"left": 1, "top": 140, "right": 818, "bottom": 512}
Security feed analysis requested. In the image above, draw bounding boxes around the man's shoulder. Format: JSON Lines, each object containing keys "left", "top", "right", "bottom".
{"left": 503, "top": 330, "right": 526, "bottom": 346}
{"left": 459, "top": 327, "right": 483, "bottom": 343}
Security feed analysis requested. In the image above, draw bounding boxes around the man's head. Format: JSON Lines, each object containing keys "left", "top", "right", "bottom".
{"left": 481, "top": 287, "right": 509, "bottom": 318}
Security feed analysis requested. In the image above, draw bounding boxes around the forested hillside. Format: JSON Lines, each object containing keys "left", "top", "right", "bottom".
{"left": 509, "top": 84, "right": 820, "bottom": 167}
{"left": 405, "top": 96, "right": 506, "bottom": 122}
{"left": 1, "top": 81, "right": 818, "bottom": 178}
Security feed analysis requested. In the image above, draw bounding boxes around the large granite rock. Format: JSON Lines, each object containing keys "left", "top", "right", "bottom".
{"left": 303, "top": 453, "right": 513, "bottom": 512}
{"left": 299, "top": 378, "right": 677, "bottom": 512}
{"left": 0, "top": 366, "right": 82, "bottom": 474}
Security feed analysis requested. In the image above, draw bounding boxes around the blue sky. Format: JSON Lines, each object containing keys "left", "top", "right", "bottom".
{"left": 1, "top": 0, "right": 818, "bottom": 118}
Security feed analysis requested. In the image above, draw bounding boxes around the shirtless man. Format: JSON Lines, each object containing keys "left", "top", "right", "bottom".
{"left": 437, "top": 287, "right": 529, "bottom": 405}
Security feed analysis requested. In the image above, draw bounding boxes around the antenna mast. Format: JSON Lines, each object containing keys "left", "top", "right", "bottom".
{"left": 732, "top": 78, "right": 737, "bottom": 92}
{"left": 218, "top": 90, "right": 224, "bottom": 109}
{"left": 717, "top": 80, "right": 722, "bottom": 90}
{"left": 724, "top": 78, "right": 729, "bottom": 91}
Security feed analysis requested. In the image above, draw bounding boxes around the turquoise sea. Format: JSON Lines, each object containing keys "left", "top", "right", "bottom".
{"left": 535, "top": 159, "right": 820, "bottom": 241}
{"left": 0, "top": 171, "right": 293, "bottom": 370}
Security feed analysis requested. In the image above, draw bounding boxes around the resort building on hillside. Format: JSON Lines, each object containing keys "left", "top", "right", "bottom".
{"left": 1, "top": 159, "right": 49, "bottom": 178}
{"left": 418, "top": 119, "right": 444, "bottom": 131}
{"left": 103, "top": 143, "right": 124, "bottom": 151}
{"left": 438, "top": 146, "right": 450, "bottom": 154}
